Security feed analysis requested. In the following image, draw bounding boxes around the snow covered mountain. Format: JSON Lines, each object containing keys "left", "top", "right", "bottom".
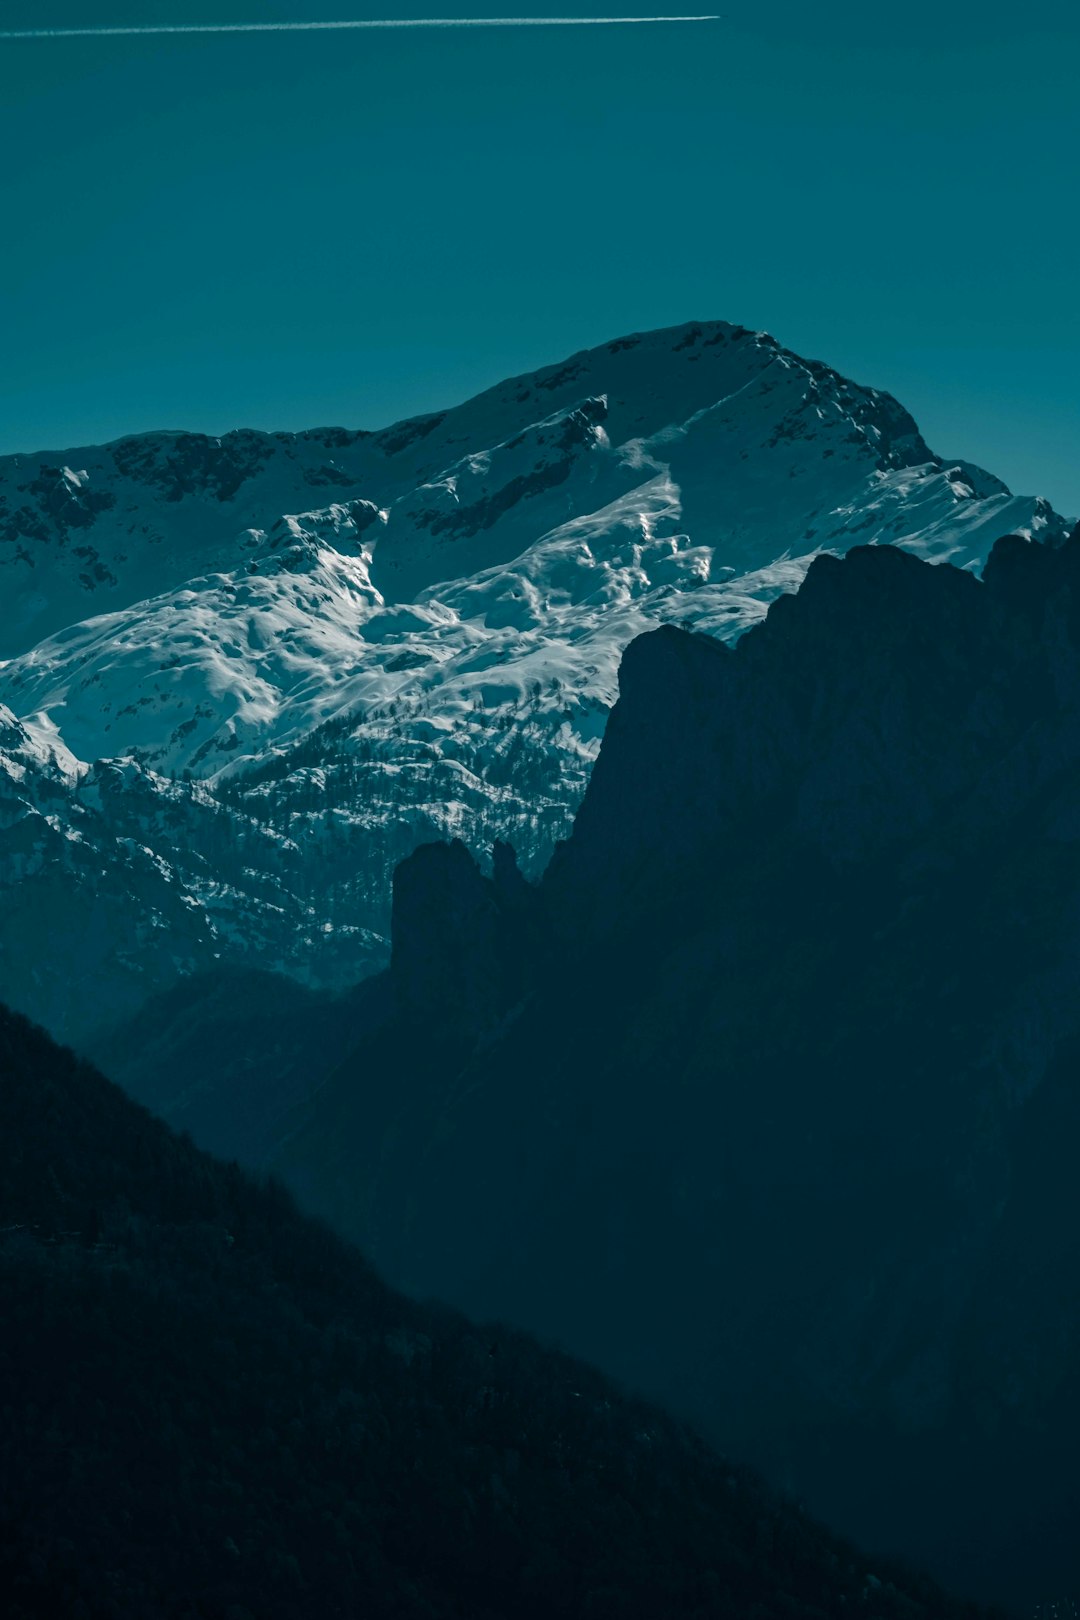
{"left": 0, "top": 320, "right": 1067, "bottom": 1039}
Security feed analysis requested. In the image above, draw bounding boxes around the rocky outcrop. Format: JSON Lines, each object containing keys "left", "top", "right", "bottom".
{"left": 392, "top": 839, "right": 516, "bottom": 1030}
{"left": 264, "top": 529, "right": 1080, "bottom": 1606}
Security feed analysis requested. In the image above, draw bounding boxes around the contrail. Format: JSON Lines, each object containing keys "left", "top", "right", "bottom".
{"left": 0, "top": 16, "right": 720, "bottom": 41}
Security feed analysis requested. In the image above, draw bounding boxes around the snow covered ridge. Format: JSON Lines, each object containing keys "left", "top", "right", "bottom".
{"left": 0, "top": 320, "right": 1068, "bottom": 1039}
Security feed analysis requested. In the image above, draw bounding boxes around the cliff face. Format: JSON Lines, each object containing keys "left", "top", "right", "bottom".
{"left": 271, "top": 529, "right": 1080, "bottom": 1604}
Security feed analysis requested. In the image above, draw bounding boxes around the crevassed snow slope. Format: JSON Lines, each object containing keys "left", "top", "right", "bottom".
{"left": 0, "top": 321, "right": 1067, "bottom": 1039}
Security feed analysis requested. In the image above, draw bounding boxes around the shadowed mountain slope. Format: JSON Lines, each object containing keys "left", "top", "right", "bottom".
{"left": 172, "top": 530, "right": 1080, "bottom": 1608}
{"left": 0, "top": 1003, "right": 994, "bottom": 1620}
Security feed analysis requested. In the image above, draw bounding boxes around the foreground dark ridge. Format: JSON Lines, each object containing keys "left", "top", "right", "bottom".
{"left": 102, "top": 526, "right": 1080, "bottom": 1608}
{"left": 0, "top": 1004, "right": 991, "bottom": 1620}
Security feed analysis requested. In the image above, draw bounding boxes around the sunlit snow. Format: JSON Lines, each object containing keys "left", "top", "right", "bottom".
{"left": 0, "top": 320, "right": 1069, "bottom": 1031}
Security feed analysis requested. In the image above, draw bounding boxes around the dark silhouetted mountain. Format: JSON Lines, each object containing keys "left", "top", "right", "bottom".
{"left": 0, "top": 1004, "right": 989, "bottom": 1620}
{"left": 158, "top": 529, "right": 1080, "bottom": 1609}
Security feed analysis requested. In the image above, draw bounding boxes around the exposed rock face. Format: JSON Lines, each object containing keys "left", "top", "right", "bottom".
{"left": 254, "top": 530, "right": 1080, "bottom": 1607}
{"left": 0, "top": 321, "right": 1067, "bottom": 1042}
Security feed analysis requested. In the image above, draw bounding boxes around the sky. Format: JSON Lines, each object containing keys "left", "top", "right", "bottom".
{"left": 1, "top": 1, "right": 1078, "bottom": 513}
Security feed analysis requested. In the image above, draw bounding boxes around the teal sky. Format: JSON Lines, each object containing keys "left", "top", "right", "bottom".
{"left": 1, "top": 1, "right": 1078, "bottom": 512}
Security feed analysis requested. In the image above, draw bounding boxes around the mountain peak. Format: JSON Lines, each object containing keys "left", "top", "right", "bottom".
{"left": 0, "top": 322, "right": 1070, "bottom": 1038}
